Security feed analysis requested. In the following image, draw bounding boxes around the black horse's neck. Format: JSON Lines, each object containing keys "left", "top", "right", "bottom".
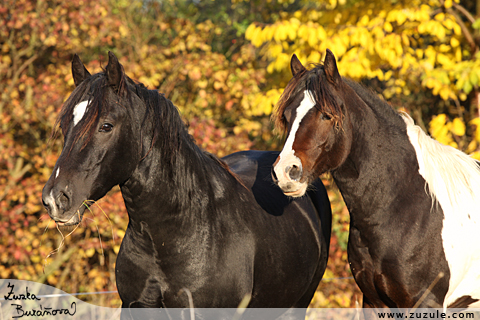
{"left": 119, "top": 97, "right": 238, "bottom": 232}
{"left": 332, "top": 81, "right": 424, "bottom": 225}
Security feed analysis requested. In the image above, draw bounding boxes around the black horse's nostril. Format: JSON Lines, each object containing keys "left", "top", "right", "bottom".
{"left": 57, "top": 192, "right": 70, "bottom": 211}
{"left": 271, "top": 167, "right": 278, "bottom": 183}
{"left": 287, "top": 164, "right": 302, "bottom": 181}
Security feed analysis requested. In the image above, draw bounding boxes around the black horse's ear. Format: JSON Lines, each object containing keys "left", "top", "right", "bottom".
{"left": 72, "top": 54, "right": 91, "bottom": 87}
{"left": 324, "top": 49, "right": 341, "bottom": 86}
{"left": 290, "top": 54, "right": 306, "bottom": 77}
{"left": 106, "top": 51, "right": 124, "bottom": 89}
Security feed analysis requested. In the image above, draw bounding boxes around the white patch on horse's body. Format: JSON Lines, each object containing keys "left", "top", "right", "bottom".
{"left": 403, "top": 114, "right": 480, "bottom": 309}
{"left": 274, "top": 90, "right": 316, "bottom": 190}
{"left": 55, "top": 168, "right": 60, "bottom": 179}
{"left": 73, "top": 100, "right": 89, "bottom": 126}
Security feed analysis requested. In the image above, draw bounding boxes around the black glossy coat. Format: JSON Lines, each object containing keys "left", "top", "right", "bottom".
{"left": 41, "top": 53, "right": 332, "bottom": 316}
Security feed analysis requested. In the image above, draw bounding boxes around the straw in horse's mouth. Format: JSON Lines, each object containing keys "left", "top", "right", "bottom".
{"left": 55, "top": 211, "right": 81, "bottom": 226}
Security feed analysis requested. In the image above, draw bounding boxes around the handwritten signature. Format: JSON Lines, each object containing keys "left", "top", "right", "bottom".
{"left": 4, "top": 282, "right": 76, "bottom": 318}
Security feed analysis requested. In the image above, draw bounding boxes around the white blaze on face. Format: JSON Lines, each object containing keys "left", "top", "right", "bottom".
{"left": 55, "top": 167, "right": 60, "bottom": 179}
{"left": 73, "top": 100, "right": 89, "bottom": 126}
{"left": 274, "top": 90, "right": 316, "bottom": 183}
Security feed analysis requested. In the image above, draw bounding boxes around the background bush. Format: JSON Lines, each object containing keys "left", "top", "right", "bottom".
{"left": 1, "top": 0, "right": 479, "bottom": 308}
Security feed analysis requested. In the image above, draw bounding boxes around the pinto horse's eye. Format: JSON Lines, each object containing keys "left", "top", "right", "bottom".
{"left": 99, "top": 123, "right": 113, "bottom": 132}
{"left": 320, "top": 113, "right": 332, "bottom": 121}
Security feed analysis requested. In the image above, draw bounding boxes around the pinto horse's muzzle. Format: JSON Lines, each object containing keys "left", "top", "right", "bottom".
{"left": 272, "top": 157, "right": 308, "bottom": 197}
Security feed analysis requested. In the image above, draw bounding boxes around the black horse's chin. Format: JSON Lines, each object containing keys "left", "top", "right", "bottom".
{"left": 54, "top": 205, "right": 86, "bottom": 227}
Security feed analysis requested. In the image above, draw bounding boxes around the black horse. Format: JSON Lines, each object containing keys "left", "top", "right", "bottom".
{"left": 271, "top": 49, "right": 480, "bottom": 310}
{"left": 41, "top": 52, "right": 331, "bottom": 316}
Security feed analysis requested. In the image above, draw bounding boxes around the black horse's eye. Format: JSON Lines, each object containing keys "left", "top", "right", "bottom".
{"left": 99, "top": 123, "right": 113, "bottom": 132}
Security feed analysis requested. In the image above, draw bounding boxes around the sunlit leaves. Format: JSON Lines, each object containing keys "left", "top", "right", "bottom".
{"left": 245, "top": 1, "right": 479, "bottom": 105}
{"left": 245, "top": 0, "right": 480, "bottom": 161}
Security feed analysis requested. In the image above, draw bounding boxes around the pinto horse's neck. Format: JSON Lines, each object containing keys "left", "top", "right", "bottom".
{"left": 329, "top": 81, "right": 453, "bottom": 308}
{"left": 332, "top": 82, "right": 424, "bottom": 223}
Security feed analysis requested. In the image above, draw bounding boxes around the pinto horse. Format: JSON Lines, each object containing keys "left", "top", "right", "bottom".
{"left": 271, "top": 49, "right": 480, "bottom": 309}
{"left": 41, "top": 52, "right": 332, "bottom": 314}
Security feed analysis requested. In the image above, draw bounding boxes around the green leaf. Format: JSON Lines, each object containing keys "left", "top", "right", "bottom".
{"left": 473, "top": 18, "right": 480, "bottom": 30}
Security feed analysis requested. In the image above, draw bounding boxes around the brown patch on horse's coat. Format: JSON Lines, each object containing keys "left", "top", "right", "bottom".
{"left": 447, "top": 295, "right": 479, "bottom": 309}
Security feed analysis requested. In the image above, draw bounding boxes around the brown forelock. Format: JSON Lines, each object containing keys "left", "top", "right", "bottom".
{"left": 272, "top": 67, "right": 308, "bottom": 133}
{"left": 273, "top": 64, "right": 344, "bottom": 132}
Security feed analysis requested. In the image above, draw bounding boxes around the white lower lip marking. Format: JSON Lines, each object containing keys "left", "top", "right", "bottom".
{"left": 73, "top": 100, "right": 89, "bottom": 126}
{"left": 55, "top": 167, "right": 60, "bottom": 179}
{"left": 274, "top": 90, "right": 316, "bottom": 181}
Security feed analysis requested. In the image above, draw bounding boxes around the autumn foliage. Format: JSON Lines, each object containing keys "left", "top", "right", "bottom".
{"left": 1, "top": 0, "right": 479, "bottom": 309}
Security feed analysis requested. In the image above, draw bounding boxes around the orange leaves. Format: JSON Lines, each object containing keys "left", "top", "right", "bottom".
{"left": 0, "top": 0, "right": 127, "bottom": 304}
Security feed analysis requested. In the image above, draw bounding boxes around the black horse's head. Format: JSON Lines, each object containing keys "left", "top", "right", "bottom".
{"left": 42, "top": 52, "right": 148, "bottom": 225}
{"left": 272, "top": 50, "right": 353, "bottom": 197}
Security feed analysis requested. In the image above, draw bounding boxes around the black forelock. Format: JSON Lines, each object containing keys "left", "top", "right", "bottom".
{"left": 54, "top": 71, "right": 189, "bottom": 165}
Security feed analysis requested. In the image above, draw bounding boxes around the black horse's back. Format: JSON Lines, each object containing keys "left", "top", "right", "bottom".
{"left": 223, "top": 150, "right": 332, "bottom": 307}
{"left": 223, "top": 150, "right": 330, "bottom": 223}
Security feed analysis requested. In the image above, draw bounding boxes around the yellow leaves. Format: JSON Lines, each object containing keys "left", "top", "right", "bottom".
{"left": 436, "top": 53, "right": 451, "bottom": 68}
{"left": 247, "top": 19, "right": 302, "bottom": 48}
{"left": 429, "top": 115, "right": 479, "bottom": 152}
{"left": 85, "top": 248, "right": 96, "bottom": 257}
{"left": 250, "top": 88, "right": 283, "bottom": 116}
{"left": 44, "top": 36, "right": 57, "bottom": 47}
{"left": 273, "top": 23, "right": 289, "bottom": 42}
{"left": 358, "top": 15, "right": 369, "bottom": 27}
{"left": 328, "top": 35, "right": 348, "bottom": 58}
{"left": 470, "top": 118, "right": 480, "bottom": 142}
{"left": 245, "top": 24, "right": 262, "bottom": 47}
{"left": 119, "top": 25, "right": 128, "bottom": 37}
{"left": 451, "top": 117, "right": 466, "bottom": 136}
{"left": 308, "top": 51, "right": 322, "bottom": 64}
{"left": 471, "top": 151, "right": 480, "bottom": 160}
{"left": 386, "top": 9, "right": 408, "bottom": 26}
{"left": 384, "top": 22, "right": 393, "bottom": 33}
{"left": 429, "top": 114, "right": 457, "bottom": 147}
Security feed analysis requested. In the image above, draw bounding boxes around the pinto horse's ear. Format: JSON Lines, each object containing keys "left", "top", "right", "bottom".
{"left": 324, "top": 49, "right": 341, "bottom": 86}
{"left": 106, "top": 51, "right": 124, "bottom": 89}
{"left": 290, "top": 54, "right": 306, "bottom": 77}
{"left": 72, "top": 54, "right": 91, "bottom": 87}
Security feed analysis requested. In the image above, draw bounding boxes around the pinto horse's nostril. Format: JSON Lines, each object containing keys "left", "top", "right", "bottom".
{"left": 287, "top": 164, "right": 302, "bottom": 181}
{"left": 42, "top": 198, "right": 49, "bottom": 209}
{"left": 271, "top": 167, "right": 278, "bottom": 183}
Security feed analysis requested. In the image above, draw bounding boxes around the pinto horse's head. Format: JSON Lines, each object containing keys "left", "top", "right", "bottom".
{"left": 42, "top": 52, "right": 146, "bottom": 225}
{"left": 272, "top": 49, "right": 353, "bottom": 197}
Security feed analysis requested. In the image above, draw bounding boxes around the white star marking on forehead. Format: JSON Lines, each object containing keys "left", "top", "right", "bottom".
{"left": 73, "top": 100, "right": 89, "bottom": 127}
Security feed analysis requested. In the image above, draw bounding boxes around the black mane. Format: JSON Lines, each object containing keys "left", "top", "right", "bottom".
{"left": 343, "top": 78, "right": 405, "bottom": 128}
{"left": 55, "top": 72, "right": 196, "bottom": 164}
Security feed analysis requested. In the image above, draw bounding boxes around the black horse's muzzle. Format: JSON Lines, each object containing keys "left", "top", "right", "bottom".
{"left": 42, "top": 182, "right": 85, "bottom": 226}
